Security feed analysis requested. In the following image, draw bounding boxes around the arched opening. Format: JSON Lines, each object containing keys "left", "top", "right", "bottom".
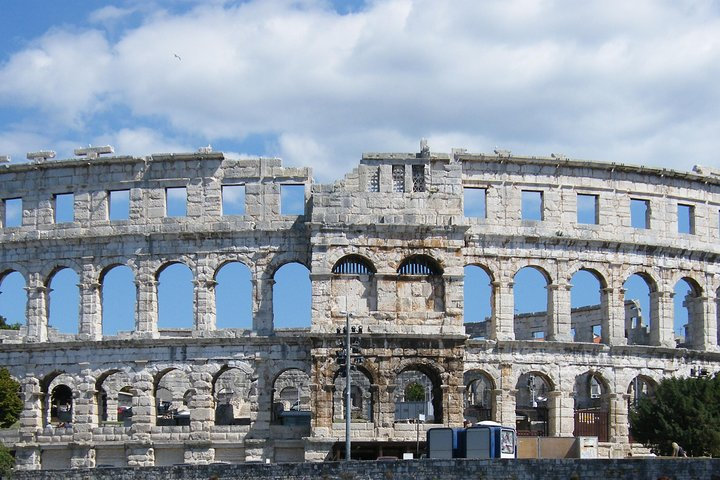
{"left": 627, "top": 375, "right": 656, "bottom": 443}
{"left": 463, "top": 265, "right": 492, "bottom": 339}
{"left": 397, "top": 255, "right": 444, "bottom": 313}
{"left": 673, "top": 277, "right": 702, "bottom": 348}
{"left": 50, "top": 384, "right": 73, "bottom": 427}
{"left": 157, "top": 263, "right": 194, "bottom": 330}
{"left": 273, "top": 262, "right": 311, "bottom": 329}
{"left": 0, "top": 270, "right": 27, "bottom": 329}
{"left": 48, "top": 267, "right": 80, "bottom": 336}
{"left": 332, "top": 255, "right": 377, "bottom": 314}
{"left": 271, "top": 368, "right": 311, "bottom": 427}
{"left": 213, "top": 367, "right": 252, "bottom": 426}
{"left": 570, "top": 269, "right": 603, "bottom": 343}
{"left": 96, "top": 371, "right": 134, "bottom": 425}
{"left": 155, "top": 369, "right": 192, "bottom": 426}
{"left": 100, "top": 265, "right": 135, "bottom": 337}
{"left": 624, "top": 274, "right": 653, "bottom": 346}
{"left": 332, "top": 368, "right": 373, "bottom": 424}
{"left": 573, "top": 372, "right": 609, "bottom": 442}
{"left": 394, "top": 367, "right": 441, "bottom": 424}
{"left": 515, "top": 372, "right": 550, "bottom": 436}
{"left": 215, "top": 261, "right": 253, "bottom": 330}
{"left": 463, "top": 371, "right": 495, "bottom": 423}
{"left": 514, "top": 267, "right": 549, "bottom": 340}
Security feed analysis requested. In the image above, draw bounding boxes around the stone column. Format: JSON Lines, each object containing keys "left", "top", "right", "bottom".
{"left": 497, "top": 363, "right": 516, "bottom": 426}
{"left": 608, "top": 392, "right": 630, "bottom": 444}
{"left": 18, "top": 375, "right": 42, "bottom": 447}
{"left": 687, "top": 294, "right": 718, "bottom": 351}
{"left": 490, "top": 281, "right": 515, "bottom": 341}
{"left": 78, "top": 262, "right": 102, "bottom": 340}
{"left": 193, "top": 276, "right": 217, "bottom": 334}
{"left": 72, "top": 365, "right": 97, "bottom": 434}
{"left": 650, "top": 290, "right": 674, "bottom": 347}
{"left": 548, "top": 390, "right": 574, "bottom": 437}
{"left": 134, "top": 272, "right": 158, "bottom": 338}
{"left": 24, "top": 273, "right": 48, "bottom": 342}
{"left": 189, "top": 368, "right": 214, "bottom": 439}
{"left": 253, "top": 273, "right": 274, "bottom": 335}
{"left": 129, "top": 368, "right": 154, "bottom": 443}
{"left": 547, "top": 282, "right": 572, "bottom": 342}
{"left": 602, "top": 286, "right": 627, "bottom": 346}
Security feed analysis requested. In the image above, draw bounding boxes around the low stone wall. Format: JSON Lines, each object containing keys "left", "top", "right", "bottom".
{"left": 9, "top": 458, "right": 720, "bottom": 480}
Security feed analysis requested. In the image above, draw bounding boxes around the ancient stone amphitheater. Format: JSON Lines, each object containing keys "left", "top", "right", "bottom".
{"left": 0, "top": 144, "right": 718, "bottom": 469}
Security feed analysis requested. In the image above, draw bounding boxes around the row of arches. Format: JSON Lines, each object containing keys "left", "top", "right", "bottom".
{"left": 1, "top": 253, "right": 717, "bottom": 348}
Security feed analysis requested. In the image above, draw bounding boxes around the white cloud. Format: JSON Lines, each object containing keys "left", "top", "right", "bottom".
{"left": 0, "top": 0, "right": 719, "bottom": 182}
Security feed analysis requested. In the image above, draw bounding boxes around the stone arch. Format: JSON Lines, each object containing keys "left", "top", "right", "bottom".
{"left": 569, "top": 267, "right": 607, "bottom": 343}
{"left": 395, "top": 254, "right": 445, "bottom": 314}
{"left": 0, "top": 269, "right": 27, "bottom": 328}
{"left": 95, "top": 369, "right": 134, "bottom": 424}
{"left": 212, "top": 365, "right": 253, "bottom": 425}
{"left": 463, "top": 370, "right": 496, "bottom": 423}
{"left": 324, "top": 248, "right": 383, "bottom": 275}
{"left": 214, "top": 260, "right": 253, "bottom": 329}
{"left": 331, "top": 254, "right": 377, "bottom": 316}
{"left": 672, "top": 275, "right": 704, "bottom": 348}
{"left": 271, "top": 367, "right": 311, "bottom": 424}
{"left": 46, "top": 265, "right": 80, "bottom": 336}
{"left": 273, "top": 261, "right": 311, "bottom": 329}
{"left": 513, "top": 265, "right": 552, "bottom": 340}
{"left": 623, "top": 270, "right": 658, "bottom": 346}
{"left": 331, "top": 365, "right": 374, "bottom": 424}
{"left": 154, "top": 367, "right": 193, "bottom": 426}
{"left": 393, "top": 362, "right": 444, "bottom": 424}
{"left": 98, "top": 263, "right": 136, "bottom": 337}
{"left": 514, "top": 371, "right": 553, "bottom": 436}
{"left": 464, "top": 264, "right": 494, "bottom": 339}
{"left": 40, "top": 371, "right": 75, "bottom": 427}
{"left": 156, "top": 261, "right": 194, "bottom": 330}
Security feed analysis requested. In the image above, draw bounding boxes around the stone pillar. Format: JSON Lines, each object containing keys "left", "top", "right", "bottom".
{"left": 253, "top": 273, "right": 274, "bottom": 335}
{"left": 547, "top": 282, "right": 572, "bottom": 342}
{"left": 193, "top": 276, "right": 217, "bottom": 334}
{"left": 491, "top": 281, "right": 515, "bottom": 341}
{"left": 72, "top": 366, "right": 97, "bottom": 435}
{"left": 134, "top": 272, "right": 158, "bottom": 338}
{"left": 24, "top": 273, "right": 48, "bottom": 342}
{"left": 608, "top": 392, "right": 631, "bottom": 443}
{"left": 650, "top": 290, "right": 674, "bottom": 347}
{"left": 189, "top": 367, "right": 213, "bottom": 439}
{"left": 78, "top": 262, "right": 101, "bottom": 340}
{"left": 129, "top": 368, "right": 154, "bottom": 443}
{"left": 548, "top": 390, "right": 574, "bottom": 437}
{"left": 602, "top": 287, "right": 627, "bottom": 346}
{"left": 18, "top": 375, "right": 42, "bottom": 448}
{"left": 687, "top": 294, "right": 718, "bottom": 351}
{"left": 497, "top": 363, "right": 516, "bottom": 426}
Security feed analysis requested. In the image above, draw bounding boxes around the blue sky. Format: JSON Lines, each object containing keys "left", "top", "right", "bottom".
{"left": 0, "top": 0, "right": 713, "bottom": 336}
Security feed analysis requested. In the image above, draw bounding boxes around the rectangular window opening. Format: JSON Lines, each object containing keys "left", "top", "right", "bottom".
{"left": 280, "top": 184, "right": 305, "bottom": 215}
{"left": 367, "top": 168, "right": 380, "bottom": 192}
{"left": 412, "top": 164, "right": 425, "bottom": 192}
{"left": 222, "top": 185, "right": 246, "bottom": 215}
{"left": 392, "top": 165, "right": 405, "bottom": 192}
{"left": 522, "top": 190, "right": 543, "bottom": 221}
{"left": 3, "top": 198, "right": 22, "bottom": 228}
{"left": 166, "top": 187, "right": 187, "bottom": 217}
{"left": 630, "top": 198, "right": 650, "bottom": 229}
{"left": 109, "top": 190, "right": 130, "bottom": 221}
{"left": 464, "top": 187, "right": 487, "bottom": 218}
{"left": 532, "top": 331, "right": 545, "bottom": 340}
{"left": 592, "top": 324, "right": 602, "bottom": 343}
{"left": 678, "top": 203, "right": 694, "bottom": 234}
{"left": 577, "top": 193, "right": 598, "bottom": 225}
{"left": 54, "top": 193, "right": 74, "bottom": 224}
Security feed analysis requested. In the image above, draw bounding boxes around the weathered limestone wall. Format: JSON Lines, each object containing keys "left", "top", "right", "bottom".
{"left": 1, "top": 147, "right": 720, "bottom": 470}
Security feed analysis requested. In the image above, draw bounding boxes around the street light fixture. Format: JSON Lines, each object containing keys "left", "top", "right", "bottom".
{"left": 337, "top": 311, "right": 363, "bottom": 461}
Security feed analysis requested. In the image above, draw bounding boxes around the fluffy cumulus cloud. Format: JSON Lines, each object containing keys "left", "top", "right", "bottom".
{"left": 0, "top": 0, "right": 719, "bottom": 181}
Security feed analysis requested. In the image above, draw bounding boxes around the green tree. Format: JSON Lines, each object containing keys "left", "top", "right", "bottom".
{"left": 629, "top": 373, "right": 720, "bottom": 457}
{"left": 0, "top": 444, "right": 13, "bottom": 478}
{"left": 0, "top": 367, "right": 22, "bottom": 429}
{"left": 0, "top": 315, "right": 20, "bottom": 331}
{"left": 405, "top": 382, "right": 425, "bottom": 402}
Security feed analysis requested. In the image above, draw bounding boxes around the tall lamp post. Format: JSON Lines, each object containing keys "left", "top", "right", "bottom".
{"left": 337, "top": 311, "right": 363, "bottom": 461}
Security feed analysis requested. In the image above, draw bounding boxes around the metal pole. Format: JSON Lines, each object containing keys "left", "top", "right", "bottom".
{"left": 345, "top": 311, "right": 352, "bottom": 461}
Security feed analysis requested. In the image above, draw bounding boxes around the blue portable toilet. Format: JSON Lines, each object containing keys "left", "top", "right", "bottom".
{"left": 426, "top": 427, "right": 454, "bottom": 459}
{"left": 457, "top": 421, "right": 517, "bottom": 459}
